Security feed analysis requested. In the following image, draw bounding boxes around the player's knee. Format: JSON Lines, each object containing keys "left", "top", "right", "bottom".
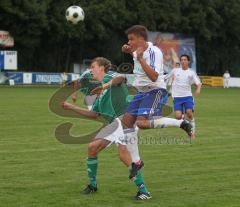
{"left": 186, "top": 111, "right": 193, "bottom": 119}
{"left": 136, "top": 120, "right": 149, "bottom": 129}
{"left": 187, "top": 114, "right": 193, "bottom": 120}
{"left": 175, "top": 113, "right": 182, "bottom": 120}
{"left": 88, "top": 142, "right": 98, "bottom": 157}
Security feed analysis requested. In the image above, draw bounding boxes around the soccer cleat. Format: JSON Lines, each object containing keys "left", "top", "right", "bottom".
{"left": 180, "top": 120, "right": 193, "bottom": 137}
{"left": 129, "top": 160, "right": 144, "bottom": 179}
{"left": 134, "top": 191, "right": 152, "bottom": 200}
{"left": 81, "top": 184, "right": 97, "bottom": 195}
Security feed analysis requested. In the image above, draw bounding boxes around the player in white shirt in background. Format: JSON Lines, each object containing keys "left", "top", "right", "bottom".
{"left": 166, "top": 54, "right": 202, "bottom": 138}
{"left": 223, "top": 70, "right": 231, "bottom": 88}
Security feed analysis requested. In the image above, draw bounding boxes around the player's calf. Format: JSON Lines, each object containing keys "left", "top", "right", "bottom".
{"left": 129, "top": 160, "right": 144, "bottom": 179}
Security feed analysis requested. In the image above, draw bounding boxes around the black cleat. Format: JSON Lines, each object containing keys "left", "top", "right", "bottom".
{"left": 134, "top": 191, "right": 152, "bottom": 200}
{"left": 180, "top": 120, "right": 193, "bottom": 137}
{"left": 81, "top": 184, "right": 97, "bottom": 195}
{"left": 129, "top": 160, "right": 144, "bottom": 179}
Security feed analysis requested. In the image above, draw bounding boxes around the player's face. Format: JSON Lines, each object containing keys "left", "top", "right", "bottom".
{"left": 127, "top": 33, "right": 143, "bottom": 51}
{"left": 90, "top": 62, "right": 104, "bottom": 81}
{"left": 180, "top": 57, "right": 190, "bottom": 69}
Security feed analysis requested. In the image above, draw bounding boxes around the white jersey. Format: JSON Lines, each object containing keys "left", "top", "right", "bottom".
{"left": 223, "top": 72, "right": 230, "bottom": 79}
{"left": 132, "top": 42, "right": 166, "bottom": 92}
{"left": 168, "top": 68, "right": 201, "bottom": 97}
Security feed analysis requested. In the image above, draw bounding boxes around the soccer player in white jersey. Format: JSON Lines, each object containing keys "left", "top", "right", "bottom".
{"left": 96, "top": 25, "right": 194, "bottom": 138}
{"left": 166, "top": 54, "right": 202, "bottom": 138}
{"left": 92, "top": 26, "right": 194, "bottom": 199}
{"left": 118, "top": 26, "right": 193, "bottom": 135}
{"left": 97, "top": 25, "right": 194, "bottom": 138}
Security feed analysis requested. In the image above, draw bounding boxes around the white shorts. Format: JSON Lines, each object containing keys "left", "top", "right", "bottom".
{"left": 94, "top": 117, "right": 125, "bottom": 146}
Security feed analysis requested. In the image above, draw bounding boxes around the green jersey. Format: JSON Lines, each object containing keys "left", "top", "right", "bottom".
{"left": 91, "top": 71, "right": 129, "bottom": 123}
{"left": 79, "top": 70, "right": 101, "bottom": 95}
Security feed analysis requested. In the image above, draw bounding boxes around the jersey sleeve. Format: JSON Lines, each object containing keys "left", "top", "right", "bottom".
{"left": 147, "top": 48, "right": 163, "bottom": 74}
{"left": 91, "top": 98, "right": 100, "bottom": 113}
{"left": 191, "top": 71, "right": 201, "bottom": 85}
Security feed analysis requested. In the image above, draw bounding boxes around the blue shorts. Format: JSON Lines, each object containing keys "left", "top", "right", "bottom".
{"left": 173, "top": 96, "right": 194, "bottom": 112}
{"left": 126, "top": 88, "right": 168, "bottom": 117}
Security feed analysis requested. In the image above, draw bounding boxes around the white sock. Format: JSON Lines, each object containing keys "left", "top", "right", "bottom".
{"left": 123, "top": 128, "right": 140, "bottom": 163}
{"left": 150, "top": 117, "right": 183, "bottom": 128}
{"left": 189, "top": 118, "right": 196, "bottom": 134}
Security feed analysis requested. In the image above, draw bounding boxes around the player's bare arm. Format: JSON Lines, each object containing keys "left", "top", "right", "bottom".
{"left": 195, "top": 83, "right": 202, "bottom": 97}
{"left": 71, "top": 80, "right": 80, "bottom": 102}
{"left": 62, "top": 101, "right": 99, "bottom": 119}
{"left": 90, "top": 75, "right": 126, "bottom": 95}
{"left": 122, "top": 44, "right": 133, "bottom": 55}
{"left": 136, "top": 47, "right": 158, "bottom": 82}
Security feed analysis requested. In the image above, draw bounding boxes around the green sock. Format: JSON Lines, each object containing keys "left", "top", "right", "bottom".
{"left": 87, "top": 157, "right": 98, "bottom": 188}
{"left": 133, "top": 170, "right": 148, "bottom": 193}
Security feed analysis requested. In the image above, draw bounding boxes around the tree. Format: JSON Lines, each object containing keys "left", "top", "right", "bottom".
{"left": 1, "top": 0, "right": 240, "bottom": 75}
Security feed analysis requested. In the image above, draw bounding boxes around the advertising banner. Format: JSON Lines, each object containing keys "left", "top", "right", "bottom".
{"left": 0, "top": 50, "right": 18, "bottom": 70}
{"left": 23, "top": 73, "right": 32, "bottom": 84}
{"left": 148, "top": 32, "right": 196, "bottom": 72}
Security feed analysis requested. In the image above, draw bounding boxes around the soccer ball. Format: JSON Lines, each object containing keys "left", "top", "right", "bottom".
{"left": 65, "top": 6, "right": 84, "bottom": 24}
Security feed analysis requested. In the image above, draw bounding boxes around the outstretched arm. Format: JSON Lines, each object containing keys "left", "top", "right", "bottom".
{"left": 90, "top": 75, "right": 126, "bottom": 95}
{"left": 62, "top": 101, "right": 99, "bottom": 119}
{"left": 71, "top": 81, "right": 80, "bottom": 103}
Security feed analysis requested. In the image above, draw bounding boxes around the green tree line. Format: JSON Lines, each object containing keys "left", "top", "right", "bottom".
{"left": 0, "top": 0, "right": 240, "bottom": 76}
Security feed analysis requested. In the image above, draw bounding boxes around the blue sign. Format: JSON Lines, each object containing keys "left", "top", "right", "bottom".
{"left": 32, "top": 73, "right": 63, "bottom": 84}
{"left": 5, "top": 72, "right": 23, "bottom": 84}
{"left": 4, "top": 72, "right": 79, "bottom": 85}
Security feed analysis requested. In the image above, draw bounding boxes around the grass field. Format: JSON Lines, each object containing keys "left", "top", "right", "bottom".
{"left": 0, "top": 86, "right": 240, "bottom": 207}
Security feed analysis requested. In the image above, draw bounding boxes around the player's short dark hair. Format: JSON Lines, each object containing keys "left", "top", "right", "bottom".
{"left": 180, "top": 54, "right": 190, "bottom": 61}
{"left": 91, "top": 57, "right": 112, "bottom": 72}
{"left": 125, "top": 25, "right": 148, "bottom": 40}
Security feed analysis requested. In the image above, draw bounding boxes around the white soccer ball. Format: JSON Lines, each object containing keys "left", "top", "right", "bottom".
{"left": 65, "top": 5, "right": 84, "bottom": 24}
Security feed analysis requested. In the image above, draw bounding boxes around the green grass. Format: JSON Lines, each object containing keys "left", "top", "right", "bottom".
{"left": 0, "top": 86, "right": 240, "bottom": 207}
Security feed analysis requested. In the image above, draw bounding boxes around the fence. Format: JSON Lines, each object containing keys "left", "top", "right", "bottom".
{"left": 0, "top": 71, "right": 80, "bottom": 85}
{"left": 200, "top": 76, "right": 240, "bottom": 87}
{"left": 200, "top": 76, "right": 223, "bottom": 87}
{"left": 1, "top": 72, "right": 240, "bottom": 88}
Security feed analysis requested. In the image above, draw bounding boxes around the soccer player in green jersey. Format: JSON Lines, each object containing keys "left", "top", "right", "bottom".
{"left": 62, "top": 57, "right": 150, "bottom": 200}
